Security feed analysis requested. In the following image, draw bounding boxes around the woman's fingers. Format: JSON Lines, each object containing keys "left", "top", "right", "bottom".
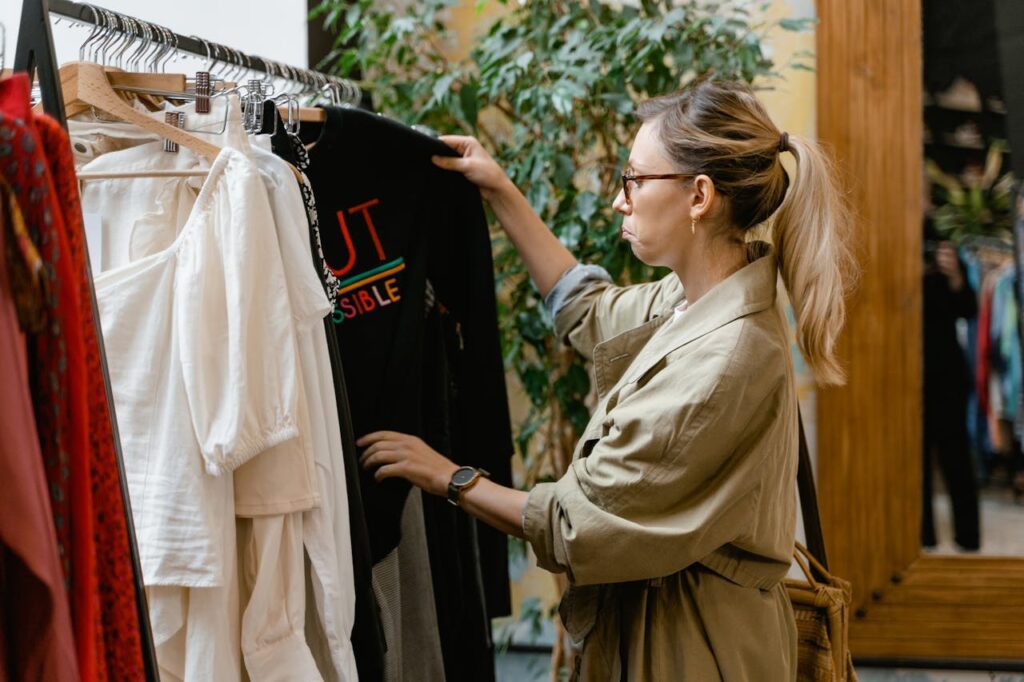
{"left": 357, "top": 430, "right": 408, "bottom": 447}
{"left": 431, "top": 154, "right": 470, "bottom": 172}
{"left": 361, "top": 449, "right": 401, "bottom": 470}
{"left": 374, "top": 463, "right": 404, "bottom": 482}
{"left": 438, "top": 134, "right": 477, "bottom": 153}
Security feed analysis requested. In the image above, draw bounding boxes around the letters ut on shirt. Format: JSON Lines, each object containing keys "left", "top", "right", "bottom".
{"left": 328, "top": 197, "right": 404, "bottom": 324}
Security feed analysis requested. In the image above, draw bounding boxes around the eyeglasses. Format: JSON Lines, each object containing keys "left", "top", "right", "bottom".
{"left": 620, "top": 171, "right": 692, "bottom": 204}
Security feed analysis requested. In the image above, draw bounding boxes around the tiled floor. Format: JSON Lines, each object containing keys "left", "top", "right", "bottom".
{"left": 929, "top": 488, "right": 1024, "bottom": 555}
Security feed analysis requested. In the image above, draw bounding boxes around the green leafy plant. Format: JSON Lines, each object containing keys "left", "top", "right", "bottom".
{"left": 926, "top": 143, "right": 1016, "bottom": 243}
{"left": 311, "top": 0, "right": 805, "bottom": 655}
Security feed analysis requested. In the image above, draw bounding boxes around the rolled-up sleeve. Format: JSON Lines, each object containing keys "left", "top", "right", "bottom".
{"left": 543, "top": 263, "right": 613, "bottom": 318}
{"left": 551, "top": 271, "right": 684, "bottom": 361}
{"left": 524, "top": 339, "right": 785, "bottom": 586}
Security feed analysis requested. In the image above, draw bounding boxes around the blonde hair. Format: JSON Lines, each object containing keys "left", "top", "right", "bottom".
{"left": 637, "top": 79, "right": 856, "bottom": 386}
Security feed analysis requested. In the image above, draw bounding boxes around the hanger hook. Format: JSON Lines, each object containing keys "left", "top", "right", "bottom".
{"left": 225, "top": 46, "right": 240, "bottom": 82}
{"left": 110, "top": 14, "right": 134, "bottom": 69}
{"left": 140, "top": 20, "right": 158, "bottom": 70}
{"left": 221, "top": 45, "right": 235, "bottom": 81}
{"left": 191, "top": 35, "right": 215, "bottom": 73}
{"left": 208, "top": 42, "right": 221, "bottom": 79}
{"left": 93, "top": 6, "right": 113, "bottom": 63}
{"left": 128, "top": 18, "right": 150, "bottom": 71}
{"left": 95, "top": 9, "right": 116, "bottom": 64}
{"left": 77, "top": 5, "right": 101, "bottom": 61}
{"left": 240, "top": 49, "right": 253, "bottom": 83}
{"left": 162, "top": 27, "right": 179, "bottom": 73}
{"left": 146, "top": 22, "right": 163, "bottom": 71}
{"left": 104, "top": 10, "right": 125, "bottom": 66}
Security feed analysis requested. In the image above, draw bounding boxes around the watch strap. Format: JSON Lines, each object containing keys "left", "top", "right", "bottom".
{"left": 447, "top": 467, "right": 490, "bottom": 506}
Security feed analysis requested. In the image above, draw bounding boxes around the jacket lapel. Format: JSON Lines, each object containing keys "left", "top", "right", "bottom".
{"left": 623, "top": 251, "right": 779, "bottom": 385}
{"left": 589, "top": 247, "right": 779, "bottom": 399}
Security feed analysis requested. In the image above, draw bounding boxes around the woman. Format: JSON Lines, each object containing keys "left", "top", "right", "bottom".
{"left": 358, "top": 79, "right": 854, "bottom": 680}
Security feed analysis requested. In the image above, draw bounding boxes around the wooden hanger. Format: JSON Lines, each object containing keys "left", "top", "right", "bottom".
{"left": 59, "top": 67, "right": 186, "bottom": 118}
{"left": 278, "top": 105, "right": 324, "bottom": 123}
{"left": 59, "top": 61, "right": 220, "bottom": 162}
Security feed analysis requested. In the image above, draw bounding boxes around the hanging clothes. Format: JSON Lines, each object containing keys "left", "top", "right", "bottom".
{"left": 302, "top": 105, "right": 514, "bottom": 681}
{"left": 80, "top": 101, "right": 308, "bottom": 682}
{"left": 71, "top": 98, "right": 360, "bottom": 682}
{"left": 0, "top": 72, "right": 102, "bottom": 681}
{"left": 976, "top": 270, "right": 996, "bottom": 421}
{"left": 990, "top": 267, "right": 1021, "bottom": 422}
{"left": 33, "top": 112, "right": 148, "bottom": 681}
{"left": 0, "top": 177, "right": 79, "bottom": 682}
{"left": 268, "top": 103, "right": 387, "bottom": 682}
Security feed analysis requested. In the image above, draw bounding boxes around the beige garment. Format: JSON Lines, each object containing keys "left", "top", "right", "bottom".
{"left": 373, "top": 489, "right": 447, "bottom": 682}
{"left": 524, "top": 247, "right": 799, "bottom": 681}
{"left": 237, "top": 515, "right": 321, "bottom": 681}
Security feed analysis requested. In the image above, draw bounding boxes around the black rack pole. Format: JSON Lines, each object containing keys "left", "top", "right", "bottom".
{"left": 13, "top": 1, "right": 160, "bottom": 680}
{"left": 13, "top": 0, "right": 64, "bottom": 114}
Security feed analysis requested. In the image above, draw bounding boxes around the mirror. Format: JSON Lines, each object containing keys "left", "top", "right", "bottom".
{"left": 817, "top": 0, "right": 1024, "bottom": 663}
{"left": 920, "top": 0, "right": 1024, "bottom": 556}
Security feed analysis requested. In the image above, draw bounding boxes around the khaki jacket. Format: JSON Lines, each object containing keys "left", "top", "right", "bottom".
{"left": 524, "top": 248, "right": 798, "bottom": 681}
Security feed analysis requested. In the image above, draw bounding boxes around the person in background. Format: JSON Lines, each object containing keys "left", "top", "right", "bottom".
{"left": 358, "top": 79, "right": 855, "bottom": 680}
{"left": 922, "top": 220, "right": 981, "bottom": 551}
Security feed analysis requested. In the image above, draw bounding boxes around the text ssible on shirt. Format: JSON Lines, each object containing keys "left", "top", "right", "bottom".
{"left": 327, "top": 197, "right": 405, "bottom": 323}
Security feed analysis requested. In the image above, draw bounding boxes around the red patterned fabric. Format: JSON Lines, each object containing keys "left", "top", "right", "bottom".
{"left": 0, "top": 177, "right": 79, "bottom": 682}
{"left": 0, "top": 73, "right": 99, "bottom": 681}
{"left": 33, "top": 112, "right": 146, "bottom": 682}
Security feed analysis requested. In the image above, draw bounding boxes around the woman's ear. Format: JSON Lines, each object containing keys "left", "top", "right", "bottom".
{"left": 690, "top": 174, "right": 716, "bottom": 220}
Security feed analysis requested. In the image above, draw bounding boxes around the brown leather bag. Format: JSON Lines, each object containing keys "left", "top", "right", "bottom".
{"left": 787, "top": 413, "right": 858, "bottom": 682}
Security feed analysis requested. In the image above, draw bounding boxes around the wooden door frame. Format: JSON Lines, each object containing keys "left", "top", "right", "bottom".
{"left": 815, "top": 0, "right": 1024, "bottom": 663}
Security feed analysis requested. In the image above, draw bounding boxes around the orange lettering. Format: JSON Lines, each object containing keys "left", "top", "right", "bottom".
{"left": 348, "top": 198, "right": 386, "bottom": 261}
{"left": 385, "top": 278, "right": 401, "bottom": 303}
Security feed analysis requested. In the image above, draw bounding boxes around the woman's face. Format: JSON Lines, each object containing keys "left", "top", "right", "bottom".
{"left": 612, "top": 121, "right": 694, "bottom": 270}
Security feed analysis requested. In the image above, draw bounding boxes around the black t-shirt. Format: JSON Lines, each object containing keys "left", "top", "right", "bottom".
{"left": 303, "top": 106, "right": 514, "bottom": 616}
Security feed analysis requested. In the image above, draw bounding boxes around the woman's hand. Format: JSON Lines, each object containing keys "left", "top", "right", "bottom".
{"left": 357, "top": 431, "right": 460, "bottom": 497}
{"left": 432, "top": 135, "right": 512, "bottom": 201}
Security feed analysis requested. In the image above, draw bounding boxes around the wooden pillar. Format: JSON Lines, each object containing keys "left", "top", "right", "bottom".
{"left": 815, "top": 0, "right": 924, "bottom": 607}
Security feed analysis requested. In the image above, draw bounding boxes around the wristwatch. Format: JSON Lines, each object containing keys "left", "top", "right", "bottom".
{"left": 447, "top": 466, "right": 490, "bottom": 506}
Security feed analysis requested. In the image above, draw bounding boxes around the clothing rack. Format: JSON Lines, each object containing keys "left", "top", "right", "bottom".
{"left": 44, "top": 0, "right": 361, "bottom": 102}
{"left": 13, "top": 2, "right": 161, "bottom": 680}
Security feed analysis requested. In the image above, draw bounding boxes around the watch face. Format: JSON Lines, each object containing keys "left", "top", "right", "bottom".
{"left": 452, "top": 467, "right": 477, "bottom": 486}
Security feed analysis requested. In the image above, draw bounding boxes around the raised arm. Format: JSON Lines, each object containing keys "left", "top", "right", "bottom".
{"left": 432, "top": 135, "right": 576, "bottom": 298}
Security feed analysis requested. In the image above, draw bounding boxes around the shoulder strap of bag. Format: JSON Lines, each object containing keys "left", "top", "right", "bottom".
{"left": 797, "top": 408, "right": 829, "bottom": 570}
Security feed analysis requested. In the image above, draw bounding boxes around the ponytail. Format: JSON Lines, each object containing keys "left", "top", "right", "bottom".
{"left": 638, "top": 81, "right": 857, "bottom": 385}
{"left": 772, "top": 135, "right": 856, "bottom": 386}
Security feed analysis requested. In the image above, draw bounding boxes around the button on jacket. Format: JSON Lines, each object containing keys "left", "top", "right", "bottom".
{"left": 524, "top": 247, "right": 799, "bottom": 681}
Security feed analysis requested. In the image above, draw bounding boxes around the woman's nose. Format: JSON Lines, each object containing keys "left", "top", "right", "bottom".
{"left": 612, "top": 188, "right": 630, "bottom": 215}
